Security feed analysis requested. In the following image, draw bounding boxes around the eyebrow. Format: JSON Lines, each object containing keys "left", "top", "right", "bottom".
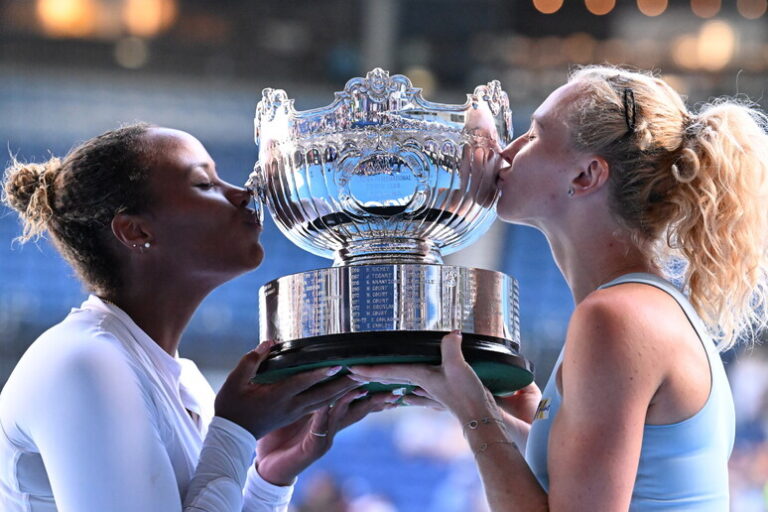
{"left": 189, "top": 162, "right": 210, "bottom": 170}
{"left": 186, "top": 162, "right": 216, "bottom": 176}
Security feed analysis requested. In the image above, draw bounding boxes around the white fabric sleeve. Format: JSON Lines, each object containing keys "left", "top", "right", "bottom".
{"left": 9, "top": 318, "right": 297, "bottom": 512}
{"left": 183, "top": 416, "right": 256, "bottom": 510}
{"left": 184, "top": 416, "right": 297, "bottom": 512}
{"left": 21, "top": 332, "right": 292, "bottom": 512}
{"left": 29, "top": 335, "right": 188, "bottom": 511}
{"left": 243, "top": 464, "right": 295, "bottom": 512}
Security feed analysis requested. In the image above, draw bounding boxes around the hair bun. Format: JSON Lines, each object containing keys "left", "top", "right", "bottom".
{"left": 2, "top": 157, "right": 61, "bottom": 239}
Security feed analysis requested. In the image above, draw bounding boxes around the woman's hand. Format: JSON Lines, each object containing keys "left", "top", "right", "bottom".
{"left": 392, "top": 373, "right": 541, "bottom": 448}
{"left": 214, "top": 341, "right": 362, "bottom": 439}
{"left": 348, "top": 331, "right": 499, "bottom": 424}
{"left": 496, "top": 383, "right": 541, "bottom": 424}
{"left": 494, "top": 382, "right": 541, "bottom": 447}
{"left": 256, "top": 388, "right": 393, "bottom": 486}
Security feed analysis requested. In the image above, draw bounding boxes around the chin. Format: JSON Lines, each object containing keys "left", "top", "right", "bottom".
{"left": 496, "top": 205, "right": 532, "bottom": 226}
{"left": 246, "top": 244, "right": 265, "bottom": 269}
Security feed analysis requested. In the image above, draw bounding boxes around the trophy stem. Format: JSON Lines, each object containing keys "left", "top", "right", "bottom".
{"left": 333, "top": 238, "right": 443, "bottom": 266}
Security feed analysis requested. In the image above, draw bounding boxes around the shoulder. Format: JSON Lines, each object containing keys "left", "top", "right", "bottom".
{"left": 6, "top": 309, "right": 138, "bottom": 400}
{"left": 38, "top": 309, "right": 131, "bottom": 367}
{"left": 1, "top": 310, "right": 147, "bottom": 436}
{"left": 569, "top": 283, "right": 688, "bottom": 354}
{"left": 563, "top": 284, "right": 683, "bottom": 400}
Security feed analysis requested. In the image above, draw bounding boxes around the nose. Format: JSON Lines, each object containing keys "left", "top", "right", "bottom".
{"left": 500, "top": 135, "right": 525, "bottom": 164}
{"left": 225, "top": 182, "right": 252, "bottom": 209}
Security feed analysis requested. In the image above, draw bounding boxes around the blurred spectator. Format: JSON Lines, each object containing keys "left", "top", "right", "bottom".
{"left": 291, "top": 470, "right": 399, "bottom": 512}
{"left": 729, "top": 348, "right": 768, "bottom": 510}
{"left": 294, "top": 471, "right": 348, "bottom": 512}
{"left": 393, "top": 408, "right": 467, "bottom": 460}
{"left": 348, "top": 494, "right": 398, "bottom": 512}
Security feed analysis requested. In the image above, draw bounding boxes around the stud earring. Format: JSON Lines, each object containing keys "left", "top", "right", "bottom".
{"left": 144, "top": 242, "right": 151, "bottom": 248}
{"left": 567, "top": 186, "right": 575, "bottom": 197}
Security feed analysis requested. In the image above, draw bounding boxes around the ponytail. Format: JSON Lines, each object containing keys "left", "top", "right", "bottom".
{"left": 3, "top": 157, "right": 62, "bottom": 242}
{"left": 568, "top": 65, "right": 768, "bottom": 348}
{"left": 666, "top": 103, "right": 768, "bottom": 348}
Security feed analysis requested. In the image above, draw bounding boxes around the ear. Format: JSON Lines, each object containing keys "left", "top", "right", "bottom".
{"left": 111, "top": 212, "right": 153, "bottom": 250}
{"left": 570, "top": 155, "right": 610, "bottom": 197}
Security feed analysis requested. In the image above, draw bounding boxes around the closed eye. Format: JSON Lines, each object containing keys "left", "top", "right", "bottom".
{"left": 194, "top": 182, "right": 215, "bottom": 189}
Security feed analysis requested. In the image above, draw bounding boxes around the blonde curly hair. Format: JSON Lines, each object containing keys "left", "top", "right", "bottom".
{"left": 2, "top": 123, "right": 153, "bottom": 295}
{"left": 566, "top": 65, "right": 768, "bottom": 349}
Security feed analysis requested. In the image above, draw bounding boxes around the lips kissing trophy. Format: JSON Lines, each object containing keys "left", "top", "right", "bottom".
{"left": 247, "top": 68, "right": 533, "bottom": 395}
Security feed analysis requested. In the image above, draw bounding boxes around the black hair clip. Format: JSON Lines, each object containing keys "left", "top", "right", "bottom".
{"left": 623, "top": 87, "right": 637, "bottom": 134}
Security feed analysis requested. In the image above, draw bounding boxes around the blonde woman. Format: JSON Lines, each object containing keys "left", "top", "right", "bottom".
{"left": 351, "top": 66, "right": 768, "bottom": 510}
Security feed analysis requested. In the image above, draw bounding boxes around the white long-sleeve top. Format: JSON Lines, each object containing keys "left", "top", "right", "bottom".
{"left": 0, "top": 295, "right": 294, "bottom": 512}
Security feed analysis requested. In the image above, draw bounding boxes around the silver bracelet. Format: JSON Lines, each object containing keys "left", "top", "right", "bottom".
{"left": 463, "top": 416, "right": 505, "bottom": 434}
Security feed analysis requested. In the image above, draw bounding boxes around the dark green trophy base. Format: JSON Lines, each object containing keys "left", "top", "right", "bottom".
{"left": 252, "top": 331, "right": 534, "bottom": 397}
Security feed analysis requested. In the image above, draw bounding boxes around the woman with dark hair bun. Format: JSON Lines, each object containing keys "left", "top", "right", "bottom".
{"left": 350, "top": 66, "right": 768, "bottom": 510}
{"left": 0, "top": 124, "right": 389, "bottom": 511}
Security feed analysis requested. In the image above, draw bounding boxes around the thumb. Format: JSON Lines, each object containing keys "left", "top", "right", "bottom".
{"left": 228, "top": 340, "right": 276, "bottom": 385}
{"left": 441, "top": 330, "right": 465, "bottom": 367}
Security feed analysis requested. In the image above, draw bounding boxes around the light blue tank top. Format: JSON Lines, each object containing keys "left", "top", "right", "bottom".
{"left": 524, "top": 273, "right": 735, "bottom": 510}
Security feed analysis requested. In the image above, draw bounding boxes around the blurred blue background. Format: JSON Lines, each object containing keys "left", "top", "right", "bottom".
{"left": 2, "top": 1, "right": 768, "bottom": 510}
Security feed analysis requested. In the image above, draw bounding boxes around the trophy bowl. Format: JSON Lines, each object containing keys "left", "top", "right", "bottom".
{"left": 247, "top": 68, "right": 533, "bottom": 395}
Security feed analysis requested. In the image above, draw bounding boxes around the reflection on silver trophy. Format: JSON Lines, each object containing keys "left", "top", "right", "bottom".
{"left": 247, "top": 68, "right": 532, "bottom": 394}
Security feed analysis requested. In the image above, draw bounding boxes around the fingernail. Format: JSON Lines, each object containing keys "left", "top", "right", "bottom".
{"left": 326, "top": 365, "right": 343, "bottom": 376}
{"left": 355, "top": 390, "right": 369, "bottom": 399}
{"left": 451, "top": 329, "right": 461, "bottom": 335}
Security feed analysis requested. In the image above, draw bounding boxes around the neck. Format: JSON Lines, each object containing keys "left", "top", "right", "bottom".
{"left": 537, "top": 217, "right": 658, "bottom": 305}
{"left": 102, "top": 269, "right": 223, "bottom": 356}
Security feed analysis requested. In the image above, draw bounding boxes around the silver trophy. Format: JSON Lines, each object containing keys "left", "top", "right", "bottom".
{"left": 247, "top": 69, "right": 532, "bottom": 395}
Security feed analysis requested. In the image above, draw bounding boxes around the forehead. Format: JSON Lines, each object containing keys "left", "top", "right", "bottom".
{"left": 141, "top": 129, "right": 214, "bottom": 202}
{"left": 533, "top": 81, "right": 585, "bottom": 128}
{"left": 144, "top": 128, "right": 212, "bottom": 168}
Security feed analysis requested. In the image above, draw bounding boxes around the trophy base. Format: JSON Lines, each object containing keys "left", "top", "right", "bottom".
{"left": 256, "top": 264, "right": 533, "bottom": 395}
{"left": 253, "top": 330, "right": 534, "bottom": 396}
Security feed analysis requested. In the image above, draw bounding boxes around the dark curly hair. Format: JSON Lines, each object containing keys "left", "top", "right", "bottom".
{"left": 2, "top": 123, "right": 154, "bottom": 295}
